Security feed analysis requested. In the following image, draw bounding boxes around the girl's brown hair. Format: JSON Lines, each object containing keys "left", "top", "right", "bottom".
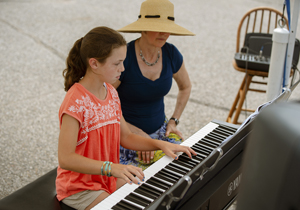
{"left": 63, "top": 26, "right": 127, "bottom": 91}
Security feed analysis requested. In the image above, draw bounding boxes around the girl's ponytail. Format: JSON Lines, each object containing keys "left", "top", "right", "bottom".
{"left": 63, "top": 37, "right": 86, "bottom": 91}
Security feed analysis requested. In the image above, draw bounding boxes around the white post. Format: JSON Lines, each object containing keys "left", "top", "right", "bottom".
{"left": 283, "top": 0, "right": 300, "bottom": 87}
{"left": 266, "top": 27, "right": 289, "bottom": 101}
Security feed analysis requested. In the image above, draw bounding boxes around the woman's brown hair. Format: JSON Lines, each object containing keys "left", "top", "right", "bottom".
{"left": 63, "top": 26, "right": 127, "bottom": 91}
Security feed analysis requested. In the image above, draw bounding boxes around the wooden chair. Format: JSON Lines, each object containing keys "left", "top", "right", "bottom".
{"left": 226, "top": 7, "right": 289, "bottom": 124}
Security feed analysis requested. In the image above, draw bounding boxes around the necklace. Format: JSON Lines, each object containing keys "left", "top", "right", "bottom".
{"left": 139, "top": 50, "right": 160, "bottom": 66}
{"left": 138, "top": 40, "right": 160, "bottom": 66}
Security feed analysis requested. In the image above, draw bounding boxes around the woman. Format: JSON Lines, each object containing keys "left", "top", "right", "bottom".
{"left": 113, "top": 0, "right": 195, "bottom": 169}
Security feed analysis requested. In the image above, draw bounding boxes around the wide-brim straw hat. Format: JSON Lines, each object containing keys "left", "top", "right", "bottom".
{"left": 118, "top": 0, "right": 195, "bottom": 36}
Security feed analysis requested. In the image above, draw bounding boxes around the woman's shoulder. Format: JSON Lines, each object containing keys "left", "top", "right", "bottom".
{"left": 127, "top": 39, "right": 136, "bottom": 49}
{"left": 163, "top": 42, "right": 177, "bottom": 50}
{"left": 163, "top": 42, "right": 181, "bottom": 56}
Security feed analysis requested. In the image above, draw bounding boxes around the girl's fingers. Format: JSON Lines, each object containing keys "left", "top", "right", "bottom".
{"left": 124, "top": 166, "right": 144, "bottom": 185}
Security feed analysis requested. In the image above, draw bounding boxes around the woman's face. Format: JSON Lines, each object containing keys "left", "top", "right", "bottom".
{"left": 143, "top": 31, "right": 170, "bottom": 48}
{"left": 99, "top": 45, "right": 127, "bottom": 84}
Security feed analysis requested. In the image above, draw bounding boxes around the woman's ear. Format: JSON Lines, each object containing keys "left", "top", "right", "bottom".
{"left": 88, "top": 58, "right": 99, "bottom": 70}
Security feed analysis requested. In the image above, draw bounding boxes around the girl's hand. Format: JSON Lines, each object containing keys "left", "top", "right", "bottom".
{"left": 110, "top": 164, "right": 144, "bottom": 185}
{"left": 157, "top": 141, "right": 197, "bottom": 160}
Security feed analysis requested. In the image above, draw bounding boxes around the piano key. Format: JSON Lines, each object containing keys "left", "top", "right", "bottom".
{"left": 92, "top": 122, "right": 221, "bottom": 210}
{"left": 169, "top": 161, "right": 191, "bottom": 172}
{"left": 165, "top": 164, "right": 188, "bottom": 176}
{"left": 214, "top": 127, "right": 234, "bottom": 136}
{"left": 191, "top": 145, "right": 211, "bottom": 156}
{"left": 198, "top": 140, "right": 217, "bottom": 149}
{"left": 121, "top": 198, "right": 146, "bottom": 209}
{"left": 146, "top": 177, "right": 170, "bottom": 191}
{"left": 202, "top": 137, "right": 221, "bottom": 146}
{"left": 172, "top": 159, "right": 195, "bottom": 169}
{"left": 193, "top": 142, "right": 214, "bottom": 152}
{"left": 113, "top": 199, "right": 143, "bottom": 210}
{"left": 111, "top": 205, "right": 126, "bottom": 210}
{"left": 143, "top": 182, "right": 165, "bottom": 193}
{"left": 181, "top": 152, "right": 206, "bottom": 161}
{"left": 218, "top": 124, "right": 237, "bottom": 133}
{"left": 207, "top": 132, "right": 226, "bottom": 141}
{"left": 131, "top": 191, "right": 154, "bottom": 203}
{"left": 178, "top": 154, "right": 200, "bottom": 163}
{"left": 134, "top": 185, "right": 159, "bottom": 199}
{"left": 204, "top": 135, "right": 223, "bottom": 144}
{"left": 155, "top": 172, "right": 178, "bottom": 184}
{"left": 124, "top": 193, "right": 151, "bottom": 207}
{"left": 160, "top": 168, "right": 182, "bottom": 180}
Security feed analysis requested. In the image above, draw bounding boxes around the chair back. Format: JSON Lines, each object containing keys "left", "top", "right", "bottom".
{"left": 236, "top": 7, "right": 289, "bottom": 53}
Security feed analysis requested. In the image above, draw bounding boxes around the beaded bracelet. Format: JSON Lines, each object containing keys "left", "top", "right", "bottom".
{"left": 101, "top": 161, "right": 113, "bottom": 177}
{"left": 107, "top": 162, "right": 113, "bottom": 177}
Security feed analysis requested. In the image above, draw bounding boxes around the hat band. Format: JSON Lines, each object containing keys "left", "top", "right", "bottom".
{"left": 138, "top": 15, "right": 175, "bottom": 21}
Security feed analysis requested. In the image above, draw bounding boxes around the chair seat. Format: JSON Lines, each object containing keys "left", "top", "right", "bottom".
{"left": 232, "top": 60, "right": 269, "bottom": 77}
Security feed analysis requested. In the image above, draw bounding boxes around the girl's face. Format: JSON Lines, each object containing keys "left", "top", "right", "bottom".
{"left": 143, "top": 31, "right": 170, "bottom": 48}
{"left": 98, "top": 45, "right": 127, "bottom": 84}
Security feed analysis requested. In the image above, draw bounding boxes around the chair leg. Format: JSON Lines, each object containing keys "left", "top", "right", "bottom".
{"left": 227, "top": 74, "right": 253, "bottom": 124}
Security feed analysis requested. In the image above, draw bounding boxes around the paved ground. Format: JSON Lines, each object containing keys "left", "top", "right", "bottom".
{"left": 1, "top": 0, "right": 300, "bottom": 209}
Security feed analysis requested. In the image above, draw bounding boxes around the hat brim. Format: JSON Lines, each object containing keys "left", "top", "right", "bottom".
{"left": 118, "top": 18, "right": 195, "bottom": 36}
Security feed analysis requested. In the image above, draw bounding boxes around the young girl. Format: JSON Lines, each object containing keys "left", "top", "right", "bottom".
{"left": 56, "top": 26, "right": 196, "bottom": 210}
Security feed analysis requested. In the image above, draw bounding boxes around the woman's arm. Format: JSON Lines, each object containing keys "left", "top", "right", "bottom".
{"left": 58, "top": 114, "right": 144, "bottom": 184}
{"left": 166, "top": 60, "right": 192, "bottom": 138}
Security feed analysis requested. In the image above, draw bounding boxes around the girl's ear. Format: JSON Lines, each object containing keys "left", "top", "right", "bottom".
{"left": 88, "top": 58, "right": 99, "bottom": 70}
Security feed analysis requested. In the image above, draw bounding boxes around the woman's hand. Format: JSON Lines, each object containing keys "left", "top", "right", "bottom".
{"left": 111, "top": 164, "right": 144, "bottom": 185}
{"left": 138, "top": 151, "right": 154, "bottom": 164}
{"left": 165, "top": 120, "right": 184, "bottom": 140}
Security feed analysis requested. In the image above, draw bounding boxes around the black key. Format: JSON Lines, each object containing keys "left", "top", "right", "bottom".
{"left": 172, "top": 159, "right": 194, "bottom": 169}
{"left": 214, "top": 127, "right": 234, "bottom": 136}
{"left": 146, "top": 177, "right": 170, "bottom": 191}
{"left": 161, "top": 168, "right": 182, "bottom": 180}
{"left": 211, "top": 129, "right": 229, "bottom": 138}
{"left": 139, "top": 183, "right": 163, "bottom": 196}
{"left": 176, "top": 156, "right": 198, "bottom": 167}
{"left": 181, "top": 153, "right": 204, "bottom": 162}
{"left": 178, "top": 155, "right": 200, "bottom": 165}
{"left": 112, "top": 205, "right": 127, "bottom": 210}
{"left": 115, "top": 200, "right": 143, "bottom": 210}
{"left": 205, "top": 135, "right": 223, "bottom": 144}
{"left": 201, "top": 138, "right": 220, "bottom": 147}
{"left": 194, "top": 143, "right": 213, "bottom": 152}
{"left": 134, "top": 187, "right": 158, "bottom": 200}
{"left": 152, "top": 176, "right": 174, "bottom": 187}
{"left": 192, "top": 144, "right": 212, "bottom": 155}
{"left": 207, "top": 133, "right": 225, "bottom": 141}
{"left": 191, "top": 145, "right": 208, "bottom": 155}
{"left": 169, "top": 162, "right": 190, "bottom": 173}
{"left": 218, "top": 124, "right": 237, "bottom": 133}
{"left": 155, "top": 172, "right": 177, "bottom": 184}
{"left": 144, "top": 182, "right": 164, "bottom": 193}
{"left": 198, "top": 139, "right": 218, "bottom": 149}
{"left": 125, "top": 193, "right": 151, "bottom": 207}
{"left": 166, "top": 163, "right": 189, "bottom": 175}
